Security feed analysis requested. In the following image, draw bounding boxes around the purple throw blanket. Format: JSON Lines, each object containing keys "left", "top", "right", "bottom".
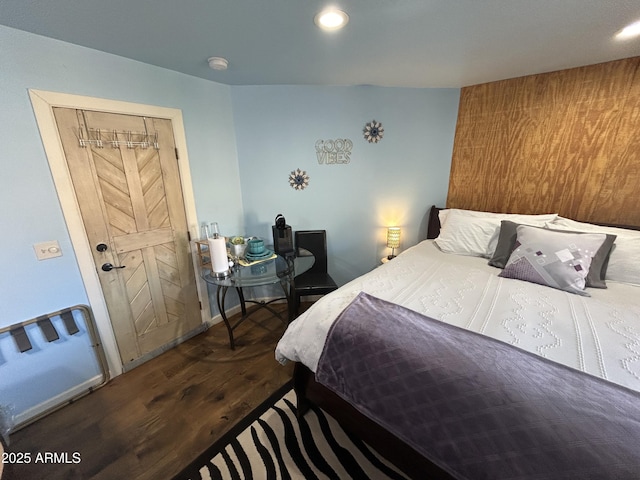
{"left": 316, "top": 292, "right": 640, "bottom": 480}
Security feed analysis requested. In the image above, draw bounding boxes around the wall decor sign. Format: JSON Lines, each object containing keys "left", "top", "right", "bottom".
{"left": 315, "top": 139, "right": 352, "bottom": 164}
{"left": 289, "top": 168, "right": 310, "bottom": 190}
{"left": 363, "top": 120, "right": 384, "bottom": 143}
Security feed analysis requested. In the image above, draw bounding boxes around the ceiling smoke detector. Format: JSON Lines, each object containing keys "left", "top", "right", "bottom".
{"left": 208, "top": 57, "right": 229, "bottom": 70}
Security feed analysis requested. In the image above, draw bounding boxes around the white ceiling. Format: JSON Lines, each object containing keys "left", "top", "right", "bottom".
{"left": 2, "top": 0, "right": 640, "bottom": 88}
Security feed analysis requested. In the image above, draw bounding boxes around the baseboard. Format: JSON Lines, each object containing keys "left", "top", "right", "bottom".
{"left": 123, "top": 323, "right": 209, "bottom": 372}
{"left": 204, "top": 296, "right": 289, "bottom": 328}
{"left": 14, "top": 374, "right": 105, "bottom": 430}
{"left": 128, "top": 297, "right": 290, "bottom": 370}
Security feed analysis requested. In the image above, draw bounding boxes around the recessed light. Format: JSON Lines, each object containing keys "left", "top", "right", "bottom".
{"left": 616, "top": 20, "right": 640, "bottom": 40}
{"left": 208, "top": 57, "right": 228, "bottom": 70}
{"left": 314, "top": 9, "right": 349, "bottom": 31}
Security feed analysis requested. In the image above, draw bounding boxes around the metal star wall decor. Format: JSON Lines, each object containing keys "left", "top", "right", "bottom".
{"left": 288, "top": 168, "right": 310, "bottom": 190}
{"left": 363, "top": 120, "right": 384, "bottom": 143}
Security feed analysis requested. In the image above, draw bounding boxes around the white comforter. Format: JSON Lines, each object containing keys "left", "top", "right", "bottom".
{"left": 276, "top": 240, "right": 640, "bottom": 393}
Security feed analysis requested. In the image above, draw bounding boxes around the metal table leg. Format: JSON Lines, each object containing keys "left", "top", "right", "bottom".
{"left": 236, "top": 287, "right": 247, "bottom": 316}
{"left": 216, "top": 285, "right": 235, "bottom": 350}
{"left": 284, "top": 274, "right": 297, "bottom": 322}
{"left": 215, "top": 277, "right": 292, "bottom": 349}
{"left": 279, "top": 278, "right": 294, "bottom": 323}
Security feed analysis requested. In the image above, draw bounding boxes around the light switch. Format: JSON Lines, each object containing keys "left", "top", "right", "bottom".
{"left": 34, "top": 241, "right": 63, "bottom": 260}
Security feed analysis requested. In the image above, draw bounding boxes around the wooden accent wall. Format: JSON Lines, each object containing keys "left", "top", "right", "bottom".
{"left": 447, "top": 57, "right": 640, "bottom": 226}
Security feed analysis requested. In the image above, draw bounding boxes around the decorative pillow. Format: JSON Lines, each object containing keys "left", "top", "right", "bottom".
{"left": 499, "top": 226, "right": 607, "bottom": 296}
{"left": 547, "top": 218, "right": 640, "bottom": 285}
{"left": 435, "top": 209, "right": 557, "bottom": 258}
{"left": 488, "top": 221, "right": 521, "bottom": 268}
{"left": 490, "top": 221, "right": 616, "bottom": 288}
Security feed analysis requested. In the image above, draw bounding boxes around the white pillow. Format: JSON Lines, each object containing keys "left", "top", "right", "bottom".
{"left": 439, "top": 208, "right": 557, "bottom": 225}
{"left": 438, "top": 209, "right": 450, "bottom": 227}
{"left": 435, "top": 209, "right": 558, "bottom": 257}
{"left": 546, "top": 217, "right": 640, "bottom": 285}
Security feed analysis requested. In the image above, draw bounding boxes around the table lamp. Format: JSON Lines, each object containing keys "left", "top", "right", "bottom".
{"left": 386, "top": 227, "right": 401, "bottom": 260}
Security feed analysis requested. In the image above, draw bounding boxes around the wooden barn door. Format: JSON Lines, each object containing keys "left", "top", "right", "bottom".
{"left": 52, "top": 107, "right": 200, "bottom": 369}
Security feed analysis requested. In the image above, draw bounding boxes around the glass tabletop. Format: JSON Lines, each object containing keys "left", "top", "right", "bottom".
{"left": 202, "top": 250, "right": 315, "bottom": 288}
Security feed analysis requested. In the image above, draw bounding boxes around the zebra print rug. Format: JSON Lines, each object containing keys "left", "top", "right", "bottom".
{"left": 174, "top": 381, "right": 409, "bottom": 479}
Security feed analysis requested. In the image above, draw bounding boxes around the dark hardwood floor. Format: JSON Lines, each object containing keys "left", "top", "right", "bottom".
{"left": 4, "top": 303, "right": 305, "bottom": 480}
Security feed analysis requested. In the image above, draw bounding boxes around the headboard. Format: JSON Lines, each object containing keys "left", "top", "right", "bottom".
{"left": 425, "top": 205, "right": 640, "bottom": 240}
{"left": 426, "top": 205, "right": 443, "bottom": 239}
{"left": 447, "top": 56, "right": 640, "bottom": 227}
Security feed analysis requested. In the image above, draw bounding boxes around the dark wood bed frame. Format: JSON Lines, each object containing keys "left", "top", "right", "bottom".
{"left": 293, "top": 205, "right": 451, "bottom": 480}
{"left": 293, "top": 205, "right": 640, "bottom": 479}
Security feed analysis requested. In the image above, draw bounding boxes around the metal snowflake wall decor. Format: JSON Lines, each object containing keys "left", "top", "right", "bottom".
{"left": 363, "top": 120, "right": 384, "bottom": 143}
{"left": 288, "top": 168, "right": 310, "bottom": 190}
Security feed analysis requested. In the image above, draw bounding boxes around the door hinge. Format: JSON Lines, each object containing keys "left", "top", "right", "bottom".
{"left": 174, "top": 147, "right": 179, "bottom": 160}
{"left": 187, "top": 231, "right": 192, "bottom": 242}
{"left": 199, "top": 301, "right": 202, "bottom": 310}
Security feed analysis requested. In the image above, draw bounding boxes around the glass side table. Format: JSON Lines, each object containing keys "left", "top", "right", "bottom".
{"left": 202, "top": 250, "right": 314, "bottom": 349}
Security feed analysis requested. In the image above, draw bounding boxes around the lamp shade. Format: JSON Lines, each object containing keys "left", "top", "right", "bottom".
{"left": 386, "top": 227, "right": 401, "bottom": 249}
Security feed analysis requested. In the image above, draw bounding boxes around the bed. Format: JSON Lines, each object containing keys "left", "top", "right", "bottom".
{"left": 275, "top": 206, "right": 640, "bottom": 479}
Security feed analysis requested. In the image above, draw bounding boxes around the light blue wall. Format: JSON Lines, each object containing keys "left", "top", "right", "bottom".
{"left": 0, "top": 27, "right": 460, "bottom": 325}
{"left": 231, "top": 85, "right": 459, "bottom": 284}
{"left": 0, "top": 25, "right": 460, "bottom": 423}
{"left": 0, "top": 25, "right": 242, "bottom": 327}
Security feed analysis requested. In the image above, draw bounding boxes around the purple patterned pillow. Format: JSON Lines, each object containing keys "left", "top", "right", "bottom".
{"left": 489, "top": 220, "right": 616, "bottom": 288}
{"left": 499, "top": 226, "right": 607, "bottom": 296}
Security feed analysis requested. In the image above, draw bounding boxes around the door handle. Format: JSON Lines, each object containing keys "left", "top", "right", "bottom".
{"left": 101, "top": 263, "right": 126, "bottom": 272}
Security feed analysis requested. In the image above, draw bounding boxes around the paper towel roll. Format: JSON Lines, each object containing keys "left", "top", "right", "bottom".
{"left": 208, "top": 237, "right": 229, "bottom": 274}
